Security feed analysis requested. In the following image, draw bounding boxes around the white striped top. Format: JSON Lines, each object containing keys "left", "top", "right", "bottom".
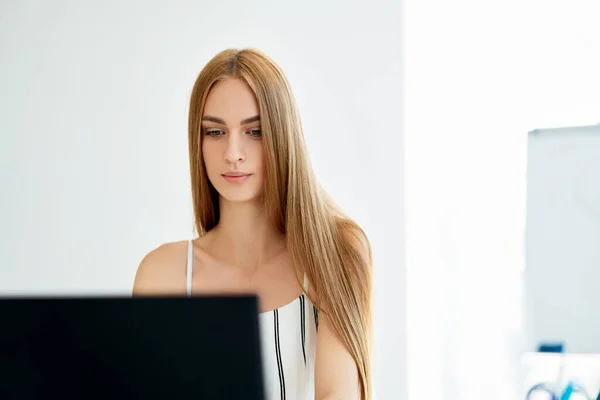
{"left": 186, "top": 240, "right": 318, "bottom": 400}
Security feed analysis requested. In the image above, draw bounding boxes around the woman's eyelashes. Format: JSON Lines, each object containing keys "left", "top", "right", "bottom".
{"left": 203, "top": 128, "right": 262, "bottom": 138}
{"left": 205, "top": 129, "right": 224, "bottom": 137}
{"left": 248, "top": 129, "right": 262, "bottom": 137}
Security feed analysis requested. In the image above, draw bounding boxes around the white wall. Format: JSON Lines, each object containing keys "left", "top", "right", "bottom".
{"left": 405, "top": 0, "right": 600, "bottom": 398}
{"left": 0, "top": 0, "right": 405, "bottom": 398}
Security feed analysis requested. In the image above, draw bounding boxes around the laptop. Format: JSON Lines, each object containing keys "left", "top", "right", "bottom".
{"left": 0, "top": 295, "right": 265, "bottom": 400}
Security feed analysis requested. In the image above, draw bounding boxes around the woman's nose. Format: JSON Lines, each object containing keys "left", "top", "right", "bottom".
{"left": 224, "top": 134, "right": 245, "bottom": 163}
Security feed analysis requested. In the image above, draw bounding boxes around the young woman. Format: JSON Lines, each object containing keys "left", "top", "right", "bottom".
{"left": 133, "top": 48, "right": 373, "bottom": 400}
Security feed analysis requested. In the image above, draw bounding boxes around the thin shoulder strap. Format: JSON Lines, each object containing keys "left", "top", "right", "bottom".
{"left": 186, "top": 240, "right": 193, "bottom": 297}
{"left": 303, "top": 272, "right": 309, "bottom": 294}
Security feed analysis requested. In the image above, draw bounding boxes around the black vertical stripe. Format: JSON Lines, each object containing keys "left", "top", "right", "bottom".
{"left": 274, "top": 309, "right": 286, "bottom": 400}
{"left": 313, "top": 305, "right": 319, "bottom": 332}
{"left": 299, "top": 295, "right": 306, "bottom": 365}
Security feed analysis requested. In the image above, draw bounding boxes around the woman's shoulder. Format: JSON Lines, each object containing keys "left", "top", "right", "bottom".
{"left": 132, "top": 240, "right": 190, "bottom": 296}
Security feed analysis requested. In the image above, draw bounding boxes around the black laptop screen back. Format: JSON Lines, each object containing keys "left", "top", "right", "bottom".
{"left": 0, "top": 296, "right": 265, "bottom": 400}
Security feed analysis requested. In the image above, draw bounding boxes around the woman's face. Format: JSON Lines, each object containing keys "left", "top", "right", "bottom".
{"left": 201, "top": 77, "right": 265, "bottom": 204}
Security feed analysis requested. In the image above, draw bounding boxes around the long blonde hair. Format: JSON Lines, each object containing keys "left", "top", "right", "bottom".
{"left": 188, "top": 48, "right": 373, "bottom": 399}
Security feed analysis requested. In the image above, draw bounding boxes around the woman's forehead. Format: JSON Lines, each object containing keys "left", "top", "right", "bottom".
{"left": 203, "top": 78, "right": 259, "bottom": 124}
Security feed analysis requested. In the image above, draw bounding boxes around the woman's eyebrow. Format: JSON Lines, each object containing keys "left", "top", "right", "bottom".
{"left": 201, "top": 115, "right": 260, "bottom": 125}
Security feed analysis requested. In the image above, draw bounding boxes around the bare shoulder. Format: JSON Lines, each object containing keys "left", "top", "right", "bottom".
{"left": 132, "top": 240, "right": 189, "bottom": 296}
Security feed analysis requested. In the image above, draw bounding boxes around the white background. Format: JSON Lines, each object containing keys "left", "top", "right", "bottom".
{"left": 406, "top": 0, "right": 599, "bottom": 398}
{"left": 0, "top": 0, "right": 405, "bottom": 398}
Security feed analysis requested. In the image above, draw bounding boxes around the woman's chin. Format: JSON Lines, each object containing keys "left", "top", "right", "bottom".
{"left": 218, "top": 192, "right": 262, "bottom": 205}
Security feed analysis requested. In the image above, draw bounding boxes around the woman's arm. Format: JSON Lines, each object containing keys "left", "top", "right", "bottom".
{"left": 314, "top": 312, "right": 360, "bottom": 400}
{"left": 313, "top": 229, "right": 371, "bottom": 400}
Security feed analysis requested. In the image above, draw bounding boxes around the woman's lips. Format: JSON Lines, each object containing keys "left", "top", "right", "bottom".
{"left": 222, "top": 173, "right": 251, "bottom": 183}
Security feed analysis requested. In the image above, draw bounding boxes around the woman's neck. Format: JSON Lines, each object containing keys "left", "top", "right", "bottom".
{"left": 208, "top": 198, "right": 285, "bottom": 269}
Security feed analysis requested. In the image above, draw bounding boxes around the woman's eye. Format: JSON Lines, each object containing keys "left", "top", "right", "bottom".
{"left": 205, "top": 130, "right": 223, "bottom": 136}
{"left": 248, "top": 129, "right": 262, "bottom": 137}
